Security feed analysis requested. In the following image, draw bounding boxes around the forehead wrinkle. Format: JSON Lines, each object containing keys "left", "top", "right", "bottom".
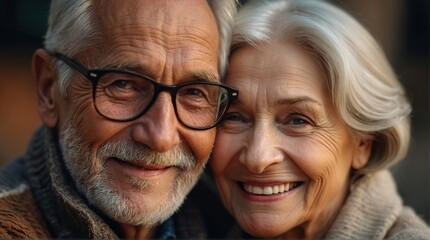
{"left": 94, "top": 32, "right": 218, "bottom": 82}
{"left": 109, "top": 24, "right": 217, "bottom": 51}
{"left": 267, "top": 65, "right": 320, "bottom": 84}
{"left": 233, "top": 64, "right": 321, "bottom": 88}
{"left": 94, "top": 0, "right": 218, "bottom": 58}
{"left": 180, "top": 25, "right": 219, "bottom": 50}
{"left": 96, "top": 49, "right": 218, "bottom": 84}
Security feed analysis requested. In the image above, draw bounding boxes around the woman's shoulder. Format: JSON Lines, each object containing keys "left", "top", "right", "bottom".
{"left": 386, "top": 206, "right": 430, "bottom": 239}
{"left": 326, "top": 170, "right": 429, "bottom": 239}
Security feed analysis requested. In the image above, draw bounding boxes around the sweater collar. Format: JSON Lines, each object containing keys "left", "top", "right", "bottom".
{"left": 325, "top": 170, "right": 402, "bottom": 239}
{"left": 25, "top": 127, "right": 119, "bottom": 239}
{"left": 25, "top": 126, "right": 208, "bottom": 239}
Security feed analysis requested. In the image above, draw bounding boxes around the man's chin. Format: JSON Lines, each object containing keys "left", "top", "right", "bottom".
{"left": 83, "top": 176, "right": 187, "bottom": 226}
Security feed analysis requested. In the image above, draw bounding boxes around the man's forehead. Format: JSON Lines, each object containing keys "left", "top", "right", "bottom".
{"left": 90, "top": 0, "right": 219, "bottom": 53}
{"left": 93, "top": 0, "right": 216, "bottom": 27}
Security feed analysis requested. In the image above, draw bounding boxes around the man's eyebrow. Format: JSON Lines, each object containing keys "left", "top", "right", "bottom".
{"left": 99, "top": 63, "right": 219, "bottom": 83}
{"left": 193, "top": 71, "right": 220, "bottom": 83}
{"left": 101, "top": 62, "right": 143, "bottom": 72}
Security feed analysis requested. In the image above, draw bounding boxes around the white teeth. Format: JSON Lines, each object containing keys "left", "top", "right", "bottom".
{"left": 253, "top": 186, "right": 263, "bottom": 194}
{"left": 263, "top": 186, "right": 272, "bottom": 195}
{"left": 279, "top": 184, "right": 285, "bottom": 192}
{"left": 273, "top": 185, "right": 279, "bottom": 194}
{"left": 244, "top": 182, "right": 299, "bottom": 195}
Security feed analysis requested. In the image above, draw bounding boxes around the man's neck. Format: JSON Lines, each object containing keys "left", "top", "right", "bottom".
{"left": 120, "top": 224, "right": 155, "bottom": 240}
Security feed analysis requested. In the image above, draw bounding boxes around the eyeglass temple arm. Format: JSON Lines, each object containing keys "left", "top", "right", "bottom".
{"left": 53, "top": 53, "right": 92, "bottom": 78}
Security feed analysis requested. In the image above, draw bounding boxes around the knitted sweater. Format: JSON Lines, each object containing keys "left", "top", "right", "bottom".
{"left": 326, "top": 170, "right": 430, "bottom": 239}
{"left": 0, "top": 127, "right": 225, "bottom": 239}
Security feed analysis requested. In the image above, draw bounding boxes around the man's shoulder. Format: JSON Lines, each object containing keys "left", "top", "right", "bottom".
{"left": 0, "top": 158, "right": 51, "bottom": 239}
{"left": 0, "top": 157, "right": 28, "bottom": 189}
{"left": 0, "top": 180, "right": 51, "bottom": 238}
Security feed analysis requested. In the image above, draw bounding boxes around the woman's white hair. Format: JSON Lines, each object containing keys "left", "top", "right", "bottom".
{"left": 44, "top": 0, "right": 237, "bottom": 95}
{"left": 232, "top": 0, "right": 411, "bottom": 177}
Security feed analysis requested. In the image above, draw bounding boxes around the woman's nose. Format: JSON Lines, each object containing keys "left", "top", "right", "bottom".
{"left": 238, "top": 123, "right": 284, "bottom": 173}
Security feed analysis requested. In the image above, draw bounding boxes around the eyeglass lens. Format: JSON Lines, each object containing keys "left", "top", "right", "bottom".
{"left": 93, "top": 72, "right": 230, "bottom": 128}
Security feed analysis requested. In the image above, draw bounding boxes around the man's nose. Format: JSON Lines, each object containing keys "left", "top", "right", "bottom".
{"left": 130, "top": 92, "right": 181, "bottom": 152}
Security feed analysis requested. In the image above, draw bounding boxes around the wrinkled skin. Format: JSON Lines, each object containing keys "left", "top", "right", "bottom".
{"left": 211, "top": 41, "right": 371, "bottom": 239}
{"left": 33, "top": 0, "right": 220, "bottom": 238}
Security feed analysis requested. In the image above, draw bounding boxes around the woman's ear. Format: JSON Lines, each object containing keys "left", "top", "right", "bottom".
{"left": 352, "top": 135, "right": 372, "bottom": 170}
{"left": 32, "top": 49, "right": 59, "bottom": 128}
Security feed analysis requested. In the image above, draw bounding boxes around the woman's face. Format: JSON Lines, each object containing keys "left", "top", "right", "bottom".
{"left": 211, "top": 42, "right": 371, "bottom": 238}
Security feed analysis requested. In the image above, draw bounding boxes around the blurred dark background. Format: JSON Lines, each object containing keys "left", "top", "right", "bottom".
{"left": 0, "top": 0, "right": 428, "bottom": 224}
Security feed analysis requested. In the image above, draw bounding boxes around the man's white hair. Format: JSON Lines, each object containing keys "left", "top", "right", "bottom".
{"left": 44, "top": 0, "right": 237, "bottom": 95}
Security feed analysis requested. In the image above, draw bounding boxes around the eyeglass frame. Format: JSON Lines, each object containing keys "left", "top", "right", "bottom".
{"left": 51, "top": 52, "right": 239, "bottom": 130}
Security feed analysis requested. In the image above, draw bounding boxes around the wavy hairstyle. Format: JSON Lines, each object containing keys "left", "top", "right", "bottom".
{"left": 231, "top": 0, "right": 411, "bottom": 178}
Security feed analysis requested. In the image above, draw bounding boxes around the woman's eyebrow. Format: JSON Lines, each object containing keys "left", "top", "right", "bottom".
{"left": 276, "top": 96, "right": 322, "bottom": 106}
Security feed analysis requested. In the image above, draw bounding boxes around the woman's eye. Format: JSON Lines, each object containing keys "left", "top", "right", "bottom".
{"left": 282, "top": 113, "right": 313, "bottom": 128}
{"left": 219, "top": 112, "right": 250, "bottom": 132}
{"left": 291, "top": 117, "right": 309, "bottom": 125}
{"left": 223, "top": 112, "right": 244, "bottom": 122}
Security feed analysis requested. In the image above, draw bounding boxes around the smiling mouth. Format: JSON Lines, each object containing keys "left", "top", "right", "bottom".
{"left": 240, "top": 182, "right": 303, "bottom": 195}
{"left": 112, "top": 157, "right": 170, "bottom": 170}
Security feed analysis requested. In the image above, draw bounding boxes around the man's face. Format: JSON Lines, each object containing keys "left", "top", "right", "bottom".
{"left": 55, "top": 0, "right": 219, "bottom": 226}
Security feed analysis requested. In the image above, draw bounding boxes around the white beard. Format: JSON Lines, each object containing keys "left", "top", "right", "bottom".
{"left": 59, "top": 121, "right": 205, "bottom": 226}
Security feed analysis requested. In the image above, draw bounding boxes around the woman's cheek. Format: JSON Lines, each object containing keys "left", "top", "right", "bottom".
{"left": 211, "top": 132, "right": 233, "bottom": 173}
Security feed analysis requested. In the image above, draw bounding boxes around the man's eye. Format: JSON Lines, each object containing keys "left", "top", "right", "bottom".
{"left": 102, "top": 78, "right": 143, "bottom": 100}
{"left": 112, "top": 80, "right": 131, "bottom": 89}
{"left": 185, "top": 88, "right": 204, "bottom": 97}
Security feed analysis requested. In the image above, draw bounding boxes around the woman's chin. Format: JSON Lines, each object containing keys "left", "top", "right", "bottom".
{"left": 237, "top": 214, "right": 294, "bottom": 238}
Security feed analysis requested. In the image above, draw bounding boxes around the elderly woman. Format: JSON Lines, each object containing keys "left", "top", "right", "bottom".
{"left": 210, "top": 0, "right": 430, "bottom": 239}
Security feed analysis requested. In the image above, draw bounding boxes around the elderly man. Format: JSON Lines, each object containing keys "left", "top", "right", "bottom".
{"left": 0, "top": 0, "right": 237, "bottom": 239}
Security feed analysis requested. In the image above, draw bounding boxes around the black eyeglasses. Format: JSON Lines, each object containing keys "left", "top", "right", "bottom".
{"left": 53, "top": 53, "right": 238, "bottom": 130}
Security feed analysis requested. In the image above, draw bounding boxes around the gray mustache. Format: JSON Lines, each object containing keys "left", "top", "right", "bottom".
{"left": 97, "top": 140, "right": 196, "bottom": 170}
